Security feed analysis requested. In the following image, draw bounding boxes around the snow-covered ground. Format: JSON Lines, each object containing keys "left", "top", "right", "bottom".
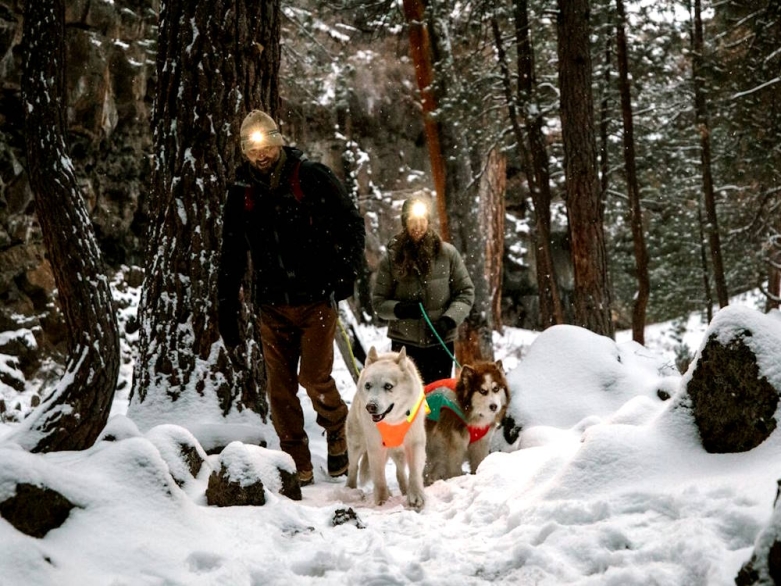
{"left": 1, "top": 291, "right": 778, "bottom": 585}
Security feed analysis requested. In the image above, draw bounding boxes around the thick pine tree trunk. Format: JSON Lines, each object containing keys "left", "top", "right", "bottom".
{"left": 692, "top": 0, "right": 729, "bottom": 309}
{"left": 615, "top": 0, "right": 650, "bottom": 344}
{"left": 557, "top": 0, "right": 614, "bottom": 338}
{"left": 9, "top": 0, "right": 120, "bottom": 452}
{"left": 129, "top": 0, "right": 279, "bottom": 428}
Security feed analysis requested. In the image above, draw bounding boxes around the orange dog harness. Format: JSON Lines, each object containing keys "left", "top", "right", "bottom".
{"left": 375, "top": 391, "right": 430, "bottom": 448}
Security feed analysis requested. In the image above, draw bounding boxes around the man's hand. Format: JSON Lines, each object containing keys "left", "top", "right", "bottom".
{"left": 394, "top": 301, "right": 422, "bottom": 320}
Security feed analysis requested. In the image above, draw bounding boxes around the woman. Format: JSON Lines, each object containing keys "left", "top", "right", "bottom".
{"left": 372, "top": 196, "right": 475, "bottom": 384}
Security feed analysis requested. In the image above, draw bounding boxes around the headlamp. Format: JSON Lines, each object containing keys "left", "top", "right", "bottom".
{"left": 410, "top": 201, "right": 428, "bottom": 219}
{"left": 249, "top": 129, "right": 264, "bottom": 145}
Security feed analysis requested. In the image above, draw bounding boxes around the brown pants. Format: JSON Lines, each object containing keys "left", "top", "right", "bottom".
{"left": 259, "top": 301, "right": 348, "bottom": 473}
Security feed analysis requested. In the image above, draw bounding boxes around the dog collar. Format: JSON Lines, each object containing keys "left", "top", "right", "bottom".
{"left": 376, "top": 391, "right": 430, "bottom": 448}
{"left": 469, "top": 424, "right": 491, "bottom": 443}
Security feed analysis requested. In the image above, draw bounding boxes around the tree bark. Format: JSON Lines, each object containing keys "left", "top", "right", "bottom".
{"left": 557, "top": 0, "right": 614, "bottom": 337}
{"left": 513, "top": 0, "right": 565, "bottom": 328}
{"left": 9, "top": 0, "right": 120, "bottom": 452}
{"left": 401, "top": 0, "right": 450, "bottom": 241}
{"left": 491, "top": 6, "right": 564, "bottom": 331}
{"left": 615, "top": 0, "right": 650, "bottom": 344}
{"left": 692, "top": 0, "right": 729, "bottom": 308}
{"left": 403, "top": 0, "right": 493, "bottom": 363}
{"left": 129, "top": 0, "right": 279, "bottom": 428}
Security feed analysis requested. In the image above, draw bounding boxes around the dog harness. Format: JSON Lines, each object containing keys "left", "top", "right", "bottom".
{"left": 376, "top": 391, "right": 431, "bottom": 448}
{"left": 424, "top": 379, "right": 492, "bottom": 444}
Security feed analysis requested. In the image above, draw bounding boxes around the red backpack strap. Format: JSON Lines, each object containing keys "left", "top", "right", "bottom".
{"left": 243, "top": 186, "right": 254, "bottom": 211}
{"left": 290, "top": 160, "right": 304, "bottom": 202}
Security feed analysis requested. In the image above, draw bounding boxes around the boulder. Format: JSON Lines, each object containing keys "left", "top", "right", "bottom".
{"left": 0, "top": 482, "right": 77, "bottom": 538}
{"left": 205, "top": 442, "right": 301, "bottom": 506}
{"left": 686, "top": 330, "right": 778, "bottom": 453}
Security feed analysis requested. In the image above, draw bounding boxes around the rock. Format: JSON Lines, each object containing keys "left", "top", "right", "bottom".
{"left": 686, "top": 331, "right": 778, "bottom": 453}
{"left": 0, "top": 483, "right": 77, "bottom": 538}
{"left": 145, "top": 424, "right": 209, "bottom": 489}
{"left": 736, "top": 481, "right": 781, "bottom": 585}
{"left": 205, "top": 442, "right": 302, "bottom": 506}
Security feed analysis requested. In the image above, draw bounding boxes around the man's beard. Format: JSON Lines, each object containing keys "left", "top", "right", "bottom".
{"left": 393, "top": 230, "right": 442, "bottom": 277}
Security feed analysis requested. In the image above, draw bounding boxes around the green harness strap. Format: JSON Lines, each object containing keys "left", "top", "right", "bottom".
{"left": 425, "top": 385, "right": 468, "bottom": 424}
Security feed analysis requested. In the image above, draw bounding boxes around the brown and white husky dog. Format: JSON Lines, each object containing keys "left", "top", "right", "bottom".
{"left": 423, "top": 360, "right": 510, "bottom": 485}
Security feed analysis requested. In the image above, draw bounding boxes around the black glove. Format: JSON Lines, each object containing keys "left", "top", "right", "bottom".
{"left": 433, "top": 316, "right": 456, "bottom": 337}
{"left": 218, "top": 308, "right": 241, "bottom": 350}
{"left": 394, "top": 301, "right": 422, "bottom": 320}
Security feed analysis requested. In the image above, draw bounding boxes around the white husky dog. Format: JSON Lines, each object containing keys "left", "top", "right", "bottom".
{"left": 345, "top": 346, "right": 428, "bottom": 510}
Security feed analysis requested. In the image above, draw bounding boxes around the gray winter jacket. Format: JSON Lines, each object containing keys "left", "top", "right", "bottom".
{"left": 372, "top": 238, "right": 474, "bottom": 348}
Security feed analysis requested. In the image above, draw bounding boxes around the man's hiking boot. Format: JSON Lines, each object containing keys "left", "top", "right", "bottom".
{"left": 327, "top": 427, "right": 349, "bottom": 478}
{"left": 297, "top": 469, "right": 314, "bottom": 487}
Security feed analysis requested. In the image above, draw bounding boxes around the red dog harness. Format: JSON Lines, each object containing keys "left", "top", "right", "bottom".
{"left": 424, "top": 379, "right": 491, "bottom": 444}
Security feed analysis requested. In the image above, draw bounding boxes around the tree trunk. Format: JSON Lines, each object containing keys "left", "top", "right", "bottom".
{"left": 480, "top": 148, "right": 506, "bottom": 331}
{"left": 615, "top": 0, "right": 650, "bottom": 344}
{"left": 9, "top": 0, "right": 120, "bottom": 452}
{"left": 401, "top": 0, "right": 450, "bottom": 241}
{"left": 426, "top": 3, "right": 494, "bottom": 364}
{"left": 513, "top": 0, "right": 565, "bottom": 328}
{"left": 692, "top": 0, "right": 729, "bottom": 309}
{"left": 129, "top": 0, "right": 279, "bottom": 429}
{"left": 557, "top": 0, "right": 614, "bottom": 337}
{"left": 403, "top": 0, "right": 493, "bottom": 363}
{"left": 491, "top": 7, "right": 564, "bottom": 331}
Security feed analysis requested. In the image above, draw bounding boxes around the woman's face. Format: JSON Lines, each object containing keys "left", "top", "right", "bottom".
{"left": 406, "top": 216, "right": 429, "bottom": 242}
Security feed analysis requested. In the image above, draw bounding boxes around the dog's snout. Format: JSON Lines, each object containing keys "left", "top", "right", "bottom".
{"left": 366, "top": 402, "right": 378, "bottom": 415}
{"left": 490, "top": 403, "right": 498, "bottom": 412}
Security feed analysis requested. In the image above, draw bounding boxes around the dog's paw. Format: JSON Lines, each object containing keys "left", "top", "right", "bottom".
{"left": 373, "top": 486, "right": 391, "bottom": 506}
{"left": 407, "top": 491, "right": 425, "bottom": 511}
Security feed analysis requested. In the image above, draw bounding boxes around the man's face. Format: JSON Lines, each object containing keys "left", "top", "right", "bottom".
{"left": 246, "top": 145, "right": 282, "bottom": 173}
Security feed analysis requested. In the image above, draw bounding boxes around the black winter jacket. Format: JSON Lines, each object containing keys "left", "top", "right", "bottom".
{"left": 218, "top": 148, "right": 365, "bottom": 318}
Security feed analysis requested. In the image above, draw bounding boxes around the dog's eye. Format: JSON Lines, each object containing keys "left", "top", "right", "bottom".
{"left": 364, "top": 382, "right": 372, "bottom": 390}
{"left": 480, "top": 388, "right": 489, "bottom": 396}
{"left": 383, "top": 383, "right": 394, "bottom": 391}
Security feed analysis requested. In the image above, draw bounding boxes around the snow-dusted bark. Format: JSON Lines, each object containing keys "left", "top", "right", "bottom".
{"left": 7, "top": 0, "right": 120, "bottom": 452}
{"left": 557, "top": 0, "right": 614, "bottom": 338}
{"left": 129, "top": 0, "right": 279, "bottom": 429}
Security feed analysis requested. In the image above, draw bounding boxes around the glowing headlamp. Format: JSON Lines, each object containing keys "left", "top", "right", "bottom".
{"left": 410, "top": 201, "right": 428, "bottom": 219}
{"left": 249, "top": 129, "right": 264, "bottom": 145}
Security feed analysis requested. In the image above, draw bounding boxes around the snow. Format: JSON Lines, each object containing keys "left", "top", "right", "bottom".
{"left": 1, "top": 299, "right": 780, "bottom": 585}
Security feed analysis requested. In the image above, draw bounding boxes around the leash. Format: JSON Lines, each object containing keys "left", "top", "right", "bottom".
{"left": 418, "top": 302, "right": 461, "bottom": 369}
{"left": 337, "top": 317, "right": 361, "bottom": 376}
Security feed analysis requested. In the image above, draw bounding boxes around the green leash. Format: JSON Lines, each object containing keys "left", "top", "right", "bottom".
{"left": 418, "top": 302, "right": 461, "bottom": 369}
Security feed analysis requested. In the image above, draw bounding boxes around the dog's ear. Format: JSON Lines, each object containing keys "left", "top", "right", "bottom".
{"left": 459, "top": 364, "right": 475, "bottom": 381}
{"left": 495, "top": 359, "right": 504, "bottom": 372}
{"left": 396, "top": 345, "right": 408, "bottom": 369}
{"left": 366, "top": 346, "right": 379, "bottom": 365}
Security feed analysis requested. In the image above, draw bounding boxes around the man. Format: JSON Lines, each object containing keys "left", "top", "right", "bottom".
{"left": 218, "top": 110, "right": 365, "bottom": 486}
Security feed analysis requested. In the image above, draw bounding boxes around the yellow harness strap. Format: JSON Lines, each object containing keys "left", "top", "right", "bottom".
{"left": 375, "top": 392, "right": 431, "bottom": 448}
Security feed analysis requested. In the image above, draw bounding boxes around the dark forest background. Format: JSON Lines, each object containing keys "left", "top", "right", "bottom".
{"left": 0, "top": 0, "right": 778, "bottom": 431}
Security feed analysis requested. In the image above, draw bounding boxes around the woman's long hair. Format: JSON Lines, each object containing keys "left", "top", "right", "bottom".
{"left": 391, "top": 229, "right": 442, "bottom": 278}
